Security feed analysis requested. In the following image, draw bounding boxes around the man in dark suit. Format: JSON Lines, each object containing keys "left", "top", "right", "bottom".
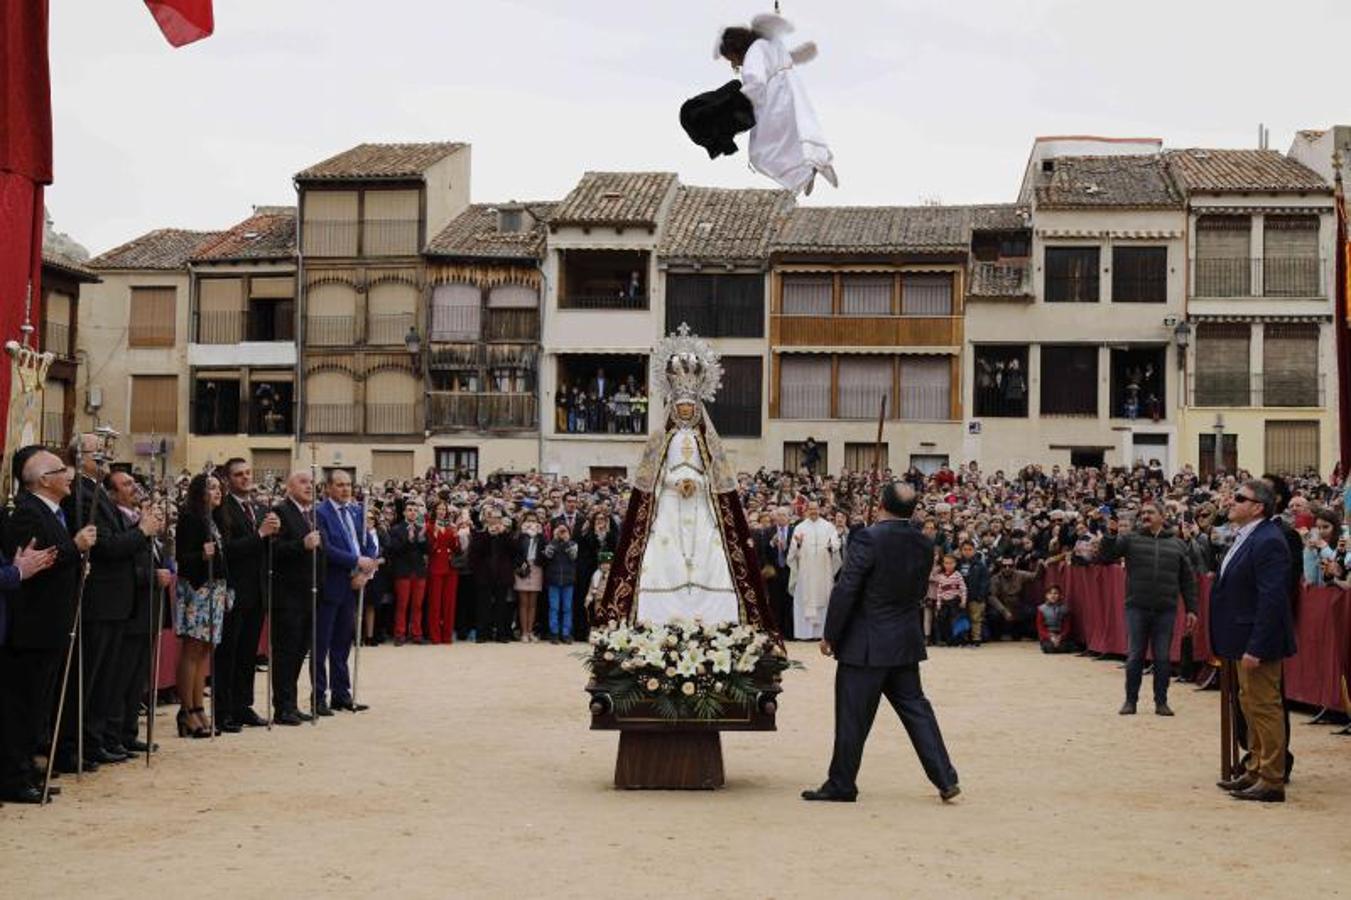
{"left": 270, "top": 470, "right": 324, "bottom": 725}
{"left": 551, "top": 493, "right": 582, "bottom": 538}
{"left": 755, "top": 507, "right": 795, "bottom": 639}
{"left": 1211, "top": 479, "right": 1296, "bottom": 803}
{"left": 803, "top": 481, "right": 960, "bottom": 804}
{"left": 0, "top": 446, "right": 96, "bottom": 803}
{"left": 314, "top": 470, "right": 378, "bottom": 713}
{"left": 215, "top": 458, "right": 280, "bottom": 730}
{"left": 57, "top": 434, "right": 159, "bottom": 770}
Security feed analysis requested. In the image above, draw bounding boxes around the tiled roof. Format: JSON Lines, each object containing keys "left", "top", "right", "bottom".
{"left": 551, "top": 172, "right": 678, "bottom": 227}
{"left": 771, "top": 205, "right": 977, "bottom": 255}
{"left": 295, "top": 142, "right": 466, "bottom": 181}
{"left": 658, "top": 186, "right": 793, "bottom": 262}
{"left": 192, "top": 207, "right": 296, "bottom": 262}
{"left": 1034, "top": 155, "right": 1183, "bottom": 209}
{"left": 1165, "top": 149, "right": 1330, "bottom": 193}
{"left": 88, "top": 228, "right": 221, "bottom": 270}
{"left": 969, "top": 204, "right": 1030, "bottom": 231}
{"left": 41, "top": 248, "right": 100, "bottom": 282}
{"left": 425, "top": 202, "right": 557, "bottom": 260}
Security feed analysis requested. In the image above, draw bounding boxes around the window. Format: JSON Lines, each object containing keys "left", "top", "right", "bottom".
{"left": 840, "top": 275, "right": 892, "bottom": 316}
{"left": 249, "top": 379, "right": 293, "bottom": 435}
{"left": 560, "top": 249, "right": 648, "bottom": 309}
{"left": 844, "top": 442, "right": 889, "bottom": 473}
{"left": 129, "top": 287, "right": 177, "bottom": 347}
{"left": 366, "top": 369, "right": 420, "bottom": 435}
{"left": 363, "top": 189, "right": 420, "bottom": 256}
{"left": 666, "top": 274, "right": 763, "bottom": 337}
{"left": 1263, "top": 215, "right": 1320, "bottom": 297}
{"left": 973, "top": 346, "right": 1028, "bottom": 418}
{"left": 778, "top": 355, "right": 830, "bottom": 419}
{"left": 197, "top": 278, "right": 243, "bottom": 343}
{"left": 367, "top": 281, "right": 418, "bottom": 345}
{"left": 899, "top": 356, "right": 952, "bottom": 421}
{"left": 1109, "top": 347, "right": 1166, "bottom": 420}
{"left": 909, "top": 453, "right": 949, "bottom": 475}
{"left": 485, "top": 285, "right": 540, "bottom": 341}
{"left": 43, "top": 291, "right": 73, "bottom": 357}
{"left": 436, "top": 447, "right": 478, "bottom": 482}
{"left": 302, "top": 190, "right": 359, "bottom": 257}
{"left": 900, "top": 274, "right": 953, "bottom": 315}
{"left": 251, "top": 449, "right": 291, "bottom": 488}
{"left": 1264, "top": 421, "right": 1319, "bottom": 476}
{"left": 784, "top": 441, "right": 828, "bottom": 474}
{"left": 371, "top": 449, "right": 416, "bottom": 482}
{"left": 1199, "top": 433, "right": 1238, "bottom": 479}
{"left": 1262, "top": 323, "right": 1319, "bottom": 406}
{"left": 1044, "top": 247, "right": 1099, "bottom": 302}
{"left": 192, "top": 376, "right": 240, "bottom": 435}
{"left": 708, "top": 356, "right": 762, "bottom": 437}
{"left": 307, "top": 282, "right": 358, "bottom": 345}
{"left": 1111, "top": 247, "right": 1167, "bottom": 302}
{"left": 1069, "top": 449, "right": 1105, "bottom": 469}
{"left": 305, "top": 370, "right": 357, "bottom": 433}
{"left": 1195, "top": 216, "right": 1251, "bottom": 297}
{"left": 130, "top": 375, "right": 178, "bottom": 433}
{"left": 431, "top": 283, "right": 481, "bottom": 341}
{"left": 781, "top": 275, "right": 832, "bottom": 315}
{"left": 556, "top": 354, "right": 648, "bottom": 434}
{"left": 837, "top": 357, "right": 892, "bottom": 419}
{"left": 1193, "top": 323, "right": 1250, "bottom": 406}
{"left": 1040, "top": 345, "right": 1098, "bottom": 416}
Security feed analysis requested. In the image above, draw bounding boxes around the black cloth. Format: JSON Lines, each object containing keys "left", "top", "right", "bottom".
{"left": 270, "top": 604, "right": 311, "bottom": 715}
{"left": 820, "top": 517, "right": 957, "bottom": 797}
{"left": 270, "top": 500, "right": 322, "bottom": 713}
{"left": 63, "top": 475, "right": 148, "bottom": 622}
{"left": 215, "top": 496, "right": 268, "bottom": 719}
{"left": 176, "top": 506, "right": 228, "bottom": 590}
{"left": 1098, "top": 528, "right": 1198, "bottom": 614}
{"left": 679, "top": 79, "right": 755, "bottom": 159}
{"left": 385, "top": 521, "right": 427, "bottom": 578}
{"left": 470, "top": 529, "right": 515, "bottom": 640}
{"left": 106, "top": 532, "right": 161, "bottom": 746}
{"left": 755, "top": 525, "right": 794, "bottom": 640}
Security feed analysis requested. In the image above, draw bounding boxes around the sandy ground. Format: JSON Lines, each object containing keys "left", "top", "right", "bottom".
{"left": 0, "top": 639, "right": 1347, "bottom": 899}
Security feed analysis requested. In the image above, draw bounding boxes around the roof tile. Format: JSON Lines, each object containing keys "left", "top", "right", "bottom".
{"left": 192, "top": 207, "right": 296, "bottom": 261}
{"left": 1034, "top": 155, "right": 1183, "bottom": 209}
{"left": 425, "top": 202, "right": 556, "bottom": 260}
{"left": 552, "top": 172, "right": 678, "bottom": 227}
{"left": 771, "top": 205, "right": 979, "bottom": 255}
{"left": 296, "top": 142, "right": 466, "bottom": 181}
{"left": 88, "top": 228, "right": 221, "bottom": 270}
{"left": 658, "top": 186, "right": 793, "bottom": 263}
{"left": 1165, "top": 149, "right": 1329, "bottom": 193}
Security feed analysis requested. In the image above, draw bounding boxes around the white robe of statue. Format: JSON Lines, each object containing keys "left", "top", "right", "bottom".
{"left": 739, "top": 22, "right": 837, "bottom": 196}
{"left": 634, "top": 426, "right": 739, "bottom": 625}
{"left": 787, "top": 516, "right": 838, "bottom": 639}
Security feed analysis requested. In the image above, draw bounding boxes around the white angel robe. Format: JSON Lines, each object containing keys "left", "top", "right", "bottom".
{"left": 634, "top": 426, "right": 740, "bottom": 626}
{"left": 739, "top": 21, "right": 837, "bottom": 196}
{"left": 787, "top": 516, "right": 839, "bottom": 639}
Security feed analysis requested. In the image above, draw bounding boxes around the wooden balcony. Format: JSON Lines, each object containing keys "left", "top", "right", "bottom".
{"left": 770, "top": 315, "right": 962, "bottom": 348}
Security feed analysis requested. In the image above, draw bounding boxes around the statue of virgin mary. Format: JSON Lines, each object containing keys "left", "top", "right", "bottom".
{"left": 593, "top": 325, "right": 777, "bottom": 634}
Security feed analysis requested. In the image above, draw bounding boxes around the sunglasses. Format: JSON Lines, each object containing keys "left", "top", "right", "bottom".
{"left": 1233, "top": 494, "right": 1257, "bottom": 504}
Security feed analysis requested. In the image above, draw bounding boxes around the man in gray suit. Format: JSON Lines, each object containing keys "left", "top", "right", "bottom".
{"left": 803, "top": 481, "right": 960, "bottom": 803}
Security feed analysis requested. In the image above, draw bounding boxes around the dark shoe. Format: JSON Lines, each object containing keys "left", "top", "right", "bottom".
{"left": 274, "top": 710, "right": 303, "bottom": 726}
{"left": 1217, "top": 774, "right": 1257, "bottom": 792}
{"left": 330, "top": 698, "right": 369, "bottom": 713}
{"left": 294, "top": 709, "right": 314, "bottom": 723}
{"left": 940, "top": 784, "right": 962, "bottom": 803}
{"left": 123, "top": 738, "right": 155, "bottom": 753}
{"left": 562, "top": 635, "right": 574, "bottom": 645}
{"left": 1, "top": 785, "right": 49, "bottom": 804}
{"left": 801, "top": 785, "right": 856, "bottom": 802}
{"left": 104, "top": 743, "right": 130, "bottom": 758}
{"left": 549, "top": 635, "right": 560, "bottom": 645}
{"left": 394, "top": 637, "right": 407, "bottom": 647}
{"left": 88, "top": 746, "right": 127, "bottom": 765}
{"left": 1231, "top": 783, "right": 1285, "bottom": 803}
{"left": 219, "top": 718, "right": 243, "bottom": 734}
{"left": 475, "top": 637, "right": 488, "bottom": 644}
{"left": 1154, "top": 703, "right": 1175, "bottom": 717}
{"left": 1118, "top": 701, "right": 1137, "bottom": 715}
{"left": 237, "top": 708, "right": 267, "bottom": 728}
{"left": 315, "top": 701, "right": 334, "bottom": 717}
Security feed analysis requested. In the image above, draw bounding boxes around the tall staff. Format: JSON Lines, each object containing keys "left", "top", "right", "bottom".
{"left": 352, "top": 475, "right": 370, "bottom": 708}
{"left": 262, "top": 475, "right": 283, "bottom": 730}
{"left": 1219, "top": 660, "right": 1241, "bottom": 779}
{"left": 865, "top": 394, "right": 888, "bottom": 525}
{"left": 308, "top": 445, "right": 320, "bottom": 726}
{"left": 203, "top": 459, "right": 219, "bottom": 740}
{"left": 144, "top": 437, "right": 170, "bottom": 766}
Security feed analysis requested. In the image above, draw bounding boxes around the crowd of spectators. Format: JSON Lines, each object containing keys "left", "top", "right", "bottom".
{"left": 554, "top": 369, "right": 648, "bottom": 435}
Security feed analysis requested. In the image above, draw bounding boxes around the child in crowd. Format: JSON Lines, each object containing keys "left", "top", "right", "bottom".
{"left": 585, "top": 552, "right": 613, "bottom": 615}
{"left": 932, "top": 553, "right": 967, "bottom": 646}
{"left": 1036, "top": 585, "right": 1079, "bottom": 654}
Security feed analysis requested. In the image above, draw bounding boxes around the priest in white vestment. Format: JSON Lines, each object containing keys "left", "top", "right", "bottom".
{"left": 786, "top": 501, "right": 838, "bottom": 639}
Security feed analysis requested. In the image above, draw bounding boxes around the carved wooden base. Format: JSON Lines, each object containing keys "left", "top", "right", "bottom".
{"left": 614, "top": 730, "right": 725, "bottom": 790}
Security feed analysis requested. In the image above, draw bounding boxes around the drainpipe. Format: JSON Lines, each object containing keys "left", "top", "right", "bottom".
{"left": 535, "top": 254, "right": 550, "bottom": 475}
{"left": 294, "top": 178, "right": 305, "bottom": 472}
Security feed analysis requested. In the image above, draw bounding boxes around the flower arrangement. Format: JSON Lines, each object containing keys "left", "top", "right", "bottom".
{"left": 584, "top": 619, "right": 799, "bottom": 720}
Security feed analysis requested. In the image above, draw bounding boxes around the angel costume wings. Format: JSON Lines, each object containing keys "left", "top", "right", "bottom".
{"left": 592, "top": 325, "right": 778, "bottom": 635}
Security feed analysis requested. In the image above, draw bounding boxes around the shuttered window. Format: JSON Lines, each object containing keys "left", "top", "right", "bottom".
{"left": 1044, "top": 248, "right": 1099, "bottom": 302}
{"left": 430, "top": 283, "right": 481, "bottom": 341}
{"left": 1193, "top": 323, "right": 1250, "bottom": 406}
{"left": 1111, "top": 247, "right": 1167, "bottom": 302}
{"left": 899, "top": 356, "right": 951, "bottom": 421}
{"left": 1195, "top": 216, "right": 1251, "bottom": 297}
{"left": 784, "top": 441, "right": 828, "bottom": 474}
{"left": 1264, "top": 421, "right": 1319, "bottom": 476}
{"left": 371, "top": 449, "right": 416, "bottom": 481}
{"left": 844, "top": 442, "right": 888, "bottom": 473}
{"left": 1262, "top": 322, "right": 1319, "bottom": 406}
{"left": 1263, "top": 216, "right": 1320, "bottom": 297}
{"left": 781, "top": 276, "right": 832, "bottom": 315}
{"left": 837, "top": 357, "right": 892, "bottom": 418}
{"left": 666, "top": 274, "right": 763, "bottom": 337}
{"left": 1040, "top": 345, "right": 1098, "bottom": 415}
{"left": 840, "top": 275, "right": 892, "bottom": 315}
{"left": 367, "top": 281, "right": 418, "bottom": 345}
{"left": 129, "top": 287, "right": 177, "bottom": 347}
{"left": 900, "top": 274, "right": 953, "bottom": 315}
{"left": 778, "top": 355, "right": 830, "bottom": 418}
{"left": 130, "top": 375, "right": 178, "bottom": 433}
{"left": 198, "top": 278, "right": 244, "bottom": 343}
{"left": 363, "top": 189, "right": 420, "bottom": 256}
{"left": 250, "top": 277, "right": 294, "bottom": 299}
{"left": 302, "top": 191, "right": 359, "bottom": 256}
{"left": 305, "top": 371, "right": 357, "bottom": 433}
{"left": 708, "top": 356, "right": 762, "bottom": 437}
{"left": 307, "top": 282, "right": 358, "bottom": 345}
{"left": 365, "top": 370, "right": 419, "bottom": 434}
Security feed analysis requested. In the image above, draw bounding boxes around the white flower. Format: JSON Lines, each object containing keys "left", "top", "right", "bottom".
{"left": 734, "top": 650, "right": 759, "bottom": 673}
{"left": 645, "top": 678, "right": 660, "bottom": 691}
{"left": 709, "top": 648, "right": 733, "bottom": 674}
{"left": 681, "top": 681, "right": 696, "bottom": 696}
{"left": 675, "top": 654, "right": 700, "bottom": 678}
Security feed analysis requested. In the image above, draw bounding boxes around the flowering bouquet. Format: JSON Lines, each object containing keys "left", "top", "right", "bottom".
{"left": 584, "top": 619, "right": 798, "bottom": 720}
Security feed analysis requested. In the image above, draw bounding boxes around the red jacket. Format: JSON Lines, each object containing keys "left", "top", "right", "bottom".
{"left": 426, "top": 521, "right": 460, "bottom": 576}
{"left": 1035, "top": 605, "right": 1072, "bottom": 642}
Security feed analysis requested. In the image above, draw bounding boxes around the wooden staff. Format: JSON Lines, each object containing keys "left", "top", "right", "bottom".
{"left": 203, "top": 459, "right": 218, "bottom": 741}
{"left": 308, "top": 445, "right": 320, "bottom": 726}
{"left": 145, "top": 437, "right": 169, "bottom": 766}
{"left": 865, "top": 393, "right": 888, "bottom": 525}
{"left": 1219, "top": 660, "right": 1241, "bottom": 779}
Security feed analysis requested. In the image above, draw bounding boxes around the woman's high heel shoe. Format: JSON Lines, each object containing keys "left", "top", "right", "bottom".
{"left": 176, "top": 709, "right": 191, "bottom": 738}
{"left": 188, "top": 707, "right": 210, "bottom": 739}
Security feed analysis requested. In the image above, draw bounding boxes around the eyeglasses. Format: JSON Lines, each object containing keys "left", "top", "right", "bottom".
{"left": 1233, "top": 494, "right": 1257, "bottom": 504}
{"left": 40, "top": 466, "right": 71, "bottom": 478}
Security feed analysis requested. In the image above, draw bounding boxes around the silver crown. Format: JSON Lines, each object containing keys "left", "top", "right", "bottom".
{"left": 651, "top": 323, "right": 723, "bottom": 405}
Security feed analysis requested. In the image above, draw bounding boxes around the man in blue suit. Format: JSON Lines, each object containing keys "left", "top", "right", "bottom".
{"left": 315, "top": 470, "right": 379, "bottom": 716}
{"left": 1210, "top": 479, "right": 1296, "bottom": 803}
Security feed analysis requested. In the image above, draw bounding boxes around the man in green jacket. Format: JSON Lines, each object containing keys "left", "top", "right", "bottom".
{"left": 1099, "top": 501, "right": 1198, "bottom": 717}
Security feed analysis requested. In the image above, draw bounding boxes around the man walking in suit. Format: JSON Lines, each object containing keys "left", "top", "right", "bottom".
{"left": 803, "top": 481, "right": 960, "bottom": 804}
{"left": 0, "top": 446, "right": 95, "bottom": 803}
{"left": 271, "top": 471, "right": 324, "bottom": 725}
{"left": 1211, "top": 479, "right": 1296, "bottom": 803}
{"left": 315, "top": 470, "right": 379, "bottom": 714}
{"left": 215, "top": 458, "right": 280, "bottom": 730}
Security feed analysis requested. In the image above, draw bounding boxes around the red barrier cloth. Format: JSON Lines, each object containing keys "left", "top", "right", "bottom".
{"left": 1284, "top": 587, "right": 1351, "bottom": 708}
{"left": 1, "top": 0, "right": 53, "bottom": 183}
{"left": 144, "top": 0, "right": 214, "bottom": 47}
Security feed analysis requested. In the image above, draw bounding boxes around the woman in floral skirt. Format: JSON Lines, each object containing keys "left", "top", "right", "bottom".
{"left": 174, "top": 472, "right": 233, "bottom": 738}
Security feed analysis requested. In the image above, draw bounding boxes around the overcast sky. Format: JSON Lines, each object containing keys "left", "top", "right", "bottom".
{"left": 47, "top": 0, "right": 1350, "bottom": 255}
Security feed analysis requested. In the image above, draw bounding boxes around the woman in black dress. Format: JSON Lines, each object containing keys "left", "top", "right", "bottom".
{"left": 174, "top": 472, "right": 231, "bottom": 738}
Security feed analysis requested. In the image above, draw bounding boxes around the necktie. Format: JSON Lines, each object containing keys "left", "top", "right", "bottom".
{"left": 56, "top": 507, "right": 67, "bottom": 530}
{"left": 344, "top": 505, "right": 361, "bottom": 552}
{"left": 777, "top": 528, "right": 786, "bottom": 566}
{"left": 240, "top": 496, "right": 256, "bottom": 528}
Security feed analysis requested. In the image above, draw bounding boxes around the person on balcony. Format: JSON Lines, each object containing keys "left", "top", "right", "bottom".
{"left": 610, "top": 385, "right": 631, "bottom": 434}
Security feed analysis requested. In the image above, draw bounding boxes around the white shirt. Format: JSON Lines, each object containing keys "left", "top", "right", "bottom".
{"left": 1220, "top": 518, "right": 1262, "bottom": 578}
{"left": 35, "top": 493, "right": 62, "bottom": 516}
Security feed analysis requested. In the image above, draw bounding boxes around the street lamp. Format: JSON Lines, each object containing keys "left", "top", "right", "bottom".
{"left": 1212, "top": 414, "right": 1225, "bottom": 476}
{"left": 404, "top": 325, "right": 421, "bottom": 355}
{"left": 1172, "top": 319, "right": 1191, "bottom": 353}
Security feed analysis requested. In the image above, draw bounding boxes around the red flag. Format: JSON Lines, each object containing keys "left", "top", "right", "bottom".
{"left": 144, "top": 0, "right": 213, "bottom": 47}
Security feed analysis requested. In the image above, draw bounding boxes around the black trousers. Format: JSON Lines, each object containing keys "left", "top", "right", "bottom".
{"left": 827, "top": 662, "right": 958, "bottom": 798}
{"left": 58, "top": 617, "right": 122, "bottom": 758}
{"left": 476, "top": 583, "right": 513, "bottom": 640}
{"left": 105, "top": 630, "right": 152, "bottom": 747}
{"left": 271, "top": 603, "right": 312, "bottom": 715}
{"left": 214, "top": 600, "right": 265, "bottom": 719}
{"left": 0, "top": 646, "right": 60, "bottom": 792}
{"left": 1124, "top": 606, "right": 1175, "bottom": 705}
{"left": 769, "top": 567, "right": 792, "bottom": 639}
